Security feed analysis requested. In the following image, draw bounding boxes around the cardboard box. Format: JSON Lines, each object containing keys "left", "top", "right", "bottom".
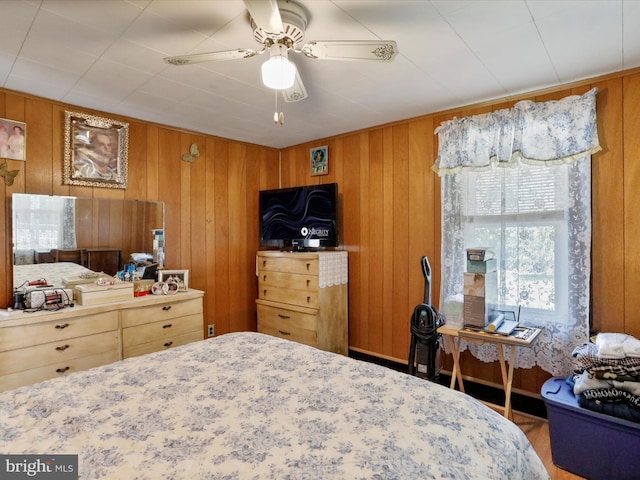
{"left": 465, "top": 248, "right": 494, "bottom": 262}
{"left": 463, "top": 271, "right": 497, "bottom": 329}
{"left": 463, "top": 295, "right": 487, "bottom": 328}
{"left": 62, "top": 273, "right": 113, "bottom": 300}
{"left": 542, "top": 377, "right": 640, "bottom": 480}
{"left": 466, "top": 258, "right": 497, "bottom": 274}
{"left": 133, "top": 279, "right": 155, "bottom": 297}
{"left": 61, "top": 273, "right": 110, "bottom": 287}
{"left": 463, "top": 271, "right": 496, "bottom": 297}
{"left": 75, "top": 282, "right": 133, "bottom": 306}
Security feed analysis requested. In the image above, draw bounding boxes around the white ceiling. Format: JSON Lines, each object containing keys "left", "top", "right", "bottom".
{"left": 1, "top": 0, "right": 639, "bottom": 149}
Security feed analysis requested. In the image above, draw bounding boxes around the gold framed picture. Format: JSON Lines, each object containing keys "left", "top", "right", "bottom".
{"left": 310, "top": 145, "right": 328, "bottom": 176}
{"left": 63, "top": 111, "right": 129, "bottom": 189}
{"left": 0, "top": 118, "right": 26, "bottom": 161}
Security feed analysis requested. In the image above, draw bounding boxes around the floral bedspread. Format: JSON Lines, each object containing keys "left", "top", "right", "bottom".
{"left": 0, "top": 332, "right": 549, "bottom": 479}
{"left": 13, "top": 261, "right": 96, "bottom": 289}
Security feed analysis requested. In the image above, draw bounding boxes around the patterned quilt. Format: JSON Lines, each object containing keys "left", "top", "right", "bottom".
{"left": 0, "top": 332, "right": 549, "bottom": 479}
{"left": 13, "top": 262, "right": 96, "bottom": 289}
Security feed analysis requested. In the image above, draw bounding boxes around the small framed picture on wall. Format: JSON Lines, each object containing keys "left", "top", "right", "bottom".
{"left": 0, "top": 118, "right": 26, "bottom": 161}
{"left": 310, "top": 145, "right": 328, "bottom": 176}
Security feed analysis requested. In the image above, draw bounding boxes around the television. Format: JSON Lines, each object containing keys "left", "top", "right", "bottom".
{"left": 259, "top": 183, "right": 338, "bottom": 250}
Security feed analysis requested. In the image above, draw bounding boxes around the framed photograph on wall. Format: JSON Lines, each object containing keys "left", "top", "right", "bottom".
{"left": 63, "top": 111, "right": 129, "bottom": 189}
{"left": 0, "top": 118, "right": 26, "bottom": 161}
{"left": 158, "top": 269, "right": 189, "bottom": 292}
{"left": 310, "top": 145, "right": 328, "bottom": 176}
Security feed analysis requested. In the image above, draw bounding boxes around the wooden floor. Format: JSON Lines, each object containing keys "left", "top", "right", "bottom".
{"left": 511, "top": 411, "right": 584, "bottom": 480}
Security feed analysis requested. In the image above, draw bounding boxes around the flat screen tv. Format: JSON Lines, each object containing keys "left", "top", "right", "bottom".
{"left": 259, "top": 183, "right": 338, "bottom": 250}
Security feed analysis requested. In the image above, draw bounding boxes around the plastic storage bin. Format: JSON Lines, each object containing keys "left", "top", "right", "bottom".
{"left": 541, "top": 377, "right": 640, "bottom": 480}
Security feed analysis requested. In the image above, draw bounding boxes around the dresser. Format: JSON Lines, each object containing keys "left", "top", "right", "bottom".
{"left": 256, "top": 251, "right": 348, "bottom": 355}
{"left": 0, "top": 289, "right": 204, "bottom": 391}
{"left": 121, "top": 295, "right": 203, "bottom": 358}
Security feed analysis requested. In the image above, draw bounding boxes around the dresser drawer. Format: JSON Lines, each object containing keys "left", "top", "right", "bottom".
{"left": 259, "top": 285, "right": 318, "bottom": 308}
{"left": 121, "top": 297, "right": 203, "bottom": 328}
{"left": 122, "top": 313, "right": 202, "bottom": 348}
{"left": 0, "top": 330, "right": 120, "bottom": 376}
{"left": 123, "top": 331, "right": 203, "bottom": 359}
{"left": 257, "top": 255, "right": 319, "bottom": 275}
{"left": 0, "top": 350, "right": 120, "bottom": 392}
{"left": 257, "top": 304, "right": 318, "bottom": 347}
{"left": 0, "top": 311, "right": 119, "bottom": 351}
{"left": 258, "top": 270, "right": 318, "bottom": 291}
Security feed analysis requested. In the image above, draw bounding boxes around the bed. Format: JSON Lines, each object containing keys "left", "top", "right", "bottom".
{"left": 0, "top": 332, "right": 549, "bottom": 479}
{"left": 13, "top": 261, "right": 98, "bottom": 290}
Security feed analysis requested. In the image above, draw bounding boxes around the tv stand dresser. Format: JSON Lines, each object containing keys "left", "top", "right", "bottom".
{"left": 256, "top": 251, "right": 348, "bottom": 355}
{"left": 0, "top": 289, "right": 204, "bottom": 392}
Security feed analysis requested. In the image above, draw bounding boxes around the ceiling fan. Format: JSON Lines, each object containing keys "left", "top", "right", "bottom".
{"left": 164, "top": 0, "right": 398, "bottom": 110}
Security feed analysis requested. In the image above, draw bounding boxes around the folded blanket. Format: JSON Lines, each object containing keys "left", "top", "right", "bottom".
{"left": 595, "top": 332, "right": 640, "bottom": 359}
{"left": 573, "top": 370, "right": 640, "bottom": 396}
{"left": 578, "top": 389, "right": 640, "bottom": 423}
{"left": 572, "top": 342, "right": 640, "bottom": 377}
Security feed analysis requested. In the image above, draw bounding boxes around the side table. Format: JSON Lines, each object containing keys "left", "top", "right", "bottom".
{"left": 437, "top": 325, "right": 541, "bottom": 419}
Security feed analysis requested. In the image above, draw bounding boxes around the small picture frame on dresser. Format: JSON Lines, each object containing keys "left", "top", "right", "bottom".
{"left": 158, "top": 269, "right": 189, "bottom": 291}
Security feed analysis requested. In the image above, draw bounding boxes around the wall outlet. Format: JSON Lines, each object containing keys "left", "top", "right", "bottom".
{"left": 207, "top": 324, "right": 215, "bottom": 337}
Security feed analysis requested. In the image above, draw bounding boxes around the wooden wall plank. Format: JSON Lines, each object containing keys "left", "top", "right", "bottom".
{"left": 591, "top": 78, "right": 625, "bottom": 333}
{"left": 623, "top": 73, "right": 640, "bottom": 338}
{"left": 391, "top": 124, "right": 410, "bottom": 359}
{"left": 213, "top": 138, "right": 230, "bottom": 334}
{"left": 189, "top": 134, "right": 208, "bottom": 328}
{"left": 179, "top": 132, "right": 192, "bottom": 269}
{"left": 204, "top": 136, "right": 218, "bottom": 332}
{"left": 367, "top": 128, "right": 385, "bottom": 353}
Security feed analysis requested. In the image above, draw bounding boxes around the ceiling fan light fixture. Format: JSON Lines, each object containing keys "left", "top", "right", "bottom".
{"left": 261, "top": 44, "right": 297, "bottom": 90}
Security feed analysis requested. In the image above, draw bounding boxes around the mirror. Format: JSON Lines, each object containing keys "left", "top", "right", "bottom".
{"left": 11, "top": 193, "right": 165, "bottom": 291}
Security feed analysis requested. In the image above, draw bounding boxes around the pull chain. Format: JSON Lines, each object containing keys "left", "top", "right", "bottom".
{"left": 273, "top": 90, "right": 284, "bottom": 125}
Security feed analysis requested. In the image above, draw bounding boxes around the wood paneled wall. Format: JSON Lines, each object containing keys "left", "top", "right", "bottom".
{"left": 0, "top": 90, "right": 280, "bottom": 338}
{"left": 280, "top": 69, "right": 640, "bottom": 395}
{"left": 2, "top": 67, "right": 640, "bottom": 396}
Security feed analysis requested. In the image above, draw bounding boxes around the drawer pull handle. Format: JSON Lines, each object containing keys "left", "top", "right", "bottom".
{"left": 306, "top": 296, "right": 311, "bottom": 303}
{"left": 263, "top": 275, "right": 267, "bottom": 281}
{"left": 263, "top": 260, "right": 267, "bottom": 267}
{"left": 56, "top": 366, "right": 70, "bottom": 374}
{"left": 162, "top": 305, "right": 172, "bottom": 311}
{"left": 278, "top": 314, "right": 291, "bottom": 319}
{"left": 306, "top": 280, "right": 310, "bottom": 287}
{"left": 55, "top": 323, "right": 70, "bottom": 330}
{"left": 164, "top": 341, "right": 174, "bottom": 348}
{"left": 263, "top": 289, "right": 267, "bottom": 296}
{"left": 278, "top": 330, "right": 291, "bottom": 336}
{"left": 163, "top": 323, "right": 173, "bottom": 329}
{"left": 306, "top": 263, "right": 310, "bottom": 270}
{"left": 55, "top": 345, "right": 70, "bottom": 351}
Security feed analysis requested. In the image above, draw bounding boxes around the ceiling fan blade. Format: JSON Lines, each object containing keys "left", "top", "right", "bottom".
{"left": 301, "top": 40, "right": 398, "bottom": 62}
{"left": 282, "top": 69, "right": 307, "bottom": 103}
{"left": 164, "top": 48, "right": 259, "bottom": 66}
{"left": 244, "top": 0, "right": 284, "bottom": 35}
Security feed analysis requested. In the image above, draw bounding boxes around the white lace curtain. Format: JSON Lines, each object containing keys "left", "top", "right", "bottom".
{"left": 435, "top": 88, "right": 600, "bottom": 377}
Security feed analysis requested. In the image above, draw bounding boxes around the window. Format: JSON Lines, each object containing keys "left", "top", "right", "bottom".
{"left": 12, "top": 194, "right": 77, "bottom": 251}
{"left": 439, "top": 158, "right": 591, "bottom": 376}
{"left": 462, "top": 163, "right": 569, "bottom": 322}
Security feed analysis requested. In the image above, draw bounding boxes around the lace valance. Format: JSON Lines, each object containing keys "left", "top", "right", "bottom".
{"left": 433, "top": 87, "right": 601, "bottom": 175}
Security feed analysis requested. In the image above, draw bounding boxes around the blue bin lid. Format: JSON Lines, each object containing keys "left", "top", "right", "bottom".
{"left": 541, "top": 377, "right": 577, "bottom": 407}
{"left": 542, "top": 376, "right": 640, "bottom": 429}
